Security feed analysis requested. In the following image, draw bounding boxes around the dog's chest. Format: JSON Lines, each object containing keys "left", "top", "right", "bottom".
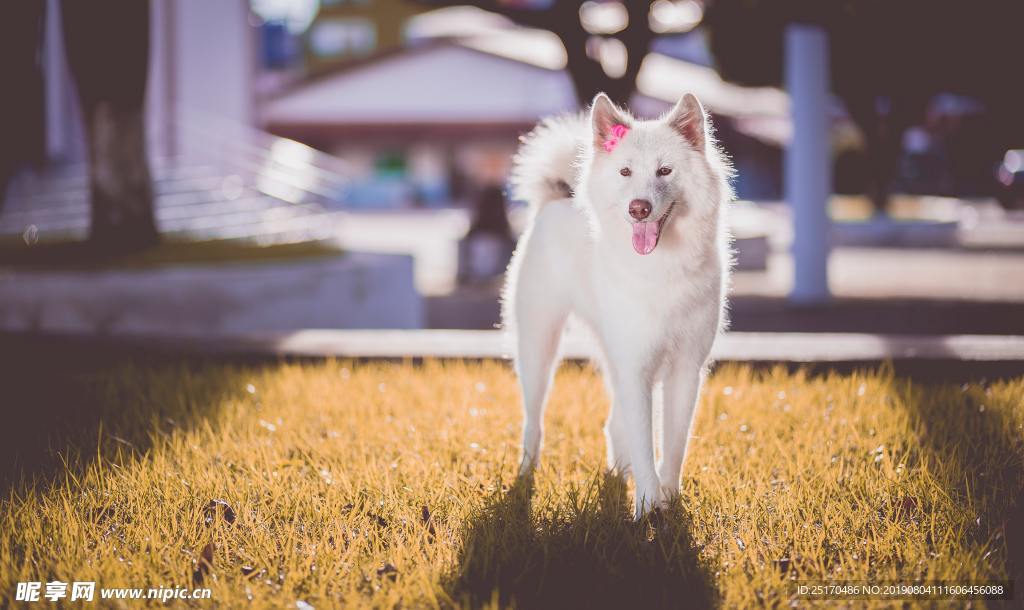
{"left": 592, "top": 258, "right": 718, "bottom": 321}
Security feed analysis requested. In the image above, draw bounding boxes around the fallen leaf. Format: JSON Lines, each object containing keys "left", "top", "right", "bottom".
{"left": 376, "top": 563, "right": 398, "bottom": 581}
{"left": 192, "top": 542, "right": 215, "bottom": 585}
{"left": 421, "top": 505, "right": 436, "bottom": 540}
{"left": 200, "top": 542, "right": 214, "bottom": 565}
{"left": 203, "top": 499, "right": 236, "bottom": 527}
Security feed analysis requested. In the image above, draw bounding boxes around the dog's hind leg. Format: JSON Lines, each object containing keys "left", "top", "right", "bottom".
{"left": 505, "top": 234, "right": 569, "bottom": 477}
{"left": 512, "top": 297, "right": 567, "bottom": 477}
{"left": 602, "top": 365, "right": 633, "bottom": 477}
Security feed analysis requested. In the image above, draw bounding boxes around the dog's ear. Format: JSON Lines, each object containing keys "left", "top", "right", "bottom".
{"left": 590, "top": 93, "right": 630, "bottom": 152}
{"left": 666, "top": 93, "right": 706, "bottom": 152}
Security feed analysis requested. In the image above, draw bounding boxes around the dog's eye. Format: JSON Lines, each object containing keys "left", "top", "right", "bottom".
{"left": 620, "top": 167, "right": 631, "bottom": 177}
{"left": 657, "top": 166, "right": 673, "bottom": 177}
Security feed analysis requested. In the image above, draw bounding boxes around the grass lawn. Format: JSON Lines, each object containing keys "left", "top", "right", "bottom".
{"left": 2, "top": 356, "right": 1023, "bottom": 608}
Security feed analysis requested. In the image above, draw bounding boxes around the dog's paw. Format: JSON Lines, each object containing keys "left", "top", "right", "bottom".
{"left": 657, "top": 485, "right": 680, "bottom": 510}
{"left": 632, "top": 486, "right": 663, "bottom": 520}
{"left": 517, "top": 459, "right": 536, "bottom": 480}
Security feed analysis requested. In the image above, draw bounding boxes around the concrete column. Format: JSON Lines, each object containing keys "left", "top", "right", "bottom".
{"left": 785, "top": 23, "right": 831, "bottom": 304}
{"left": 43, "top": 0, "right": 85, "bottom": 163}
{"left": 172, "top": 0, "right": 254, "bottom": 125}
{"left": 147, "top": 0, "right": 177, "bottom": 160}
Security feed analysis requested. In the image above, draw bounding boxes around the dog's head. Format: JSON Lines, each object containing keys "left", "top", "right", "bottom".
{"left": 581, "top": 92, "right": 724, "bottom": 255}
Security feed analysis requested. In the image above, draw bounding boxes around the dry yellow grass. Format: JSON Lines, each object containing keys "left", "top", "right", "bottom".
{"left": 2, "top": 359, "right": 1023, "bottom": 608}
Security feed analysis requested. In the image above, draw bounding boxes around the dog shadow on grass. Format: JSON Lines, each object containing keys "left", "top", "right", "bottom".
{"left": 896, "top": 373, "right": 1024, "bottom": 605}
{"left": 443, "top": 472, "right": 716, "bottom": 610}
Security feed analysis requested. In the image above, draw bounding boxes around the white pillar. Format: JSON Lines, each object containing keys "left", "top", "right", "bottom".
{"left": 172, "top": 0, "right": 254, "bottom": 125}
{"left": 43, "top": 0, "right": 85, "bottom": 163}
{"left": 785, "top": 24, "right": 831, "bottom": 304}
{"left": 148, "top": 0, "right": 178, "bottom": 160}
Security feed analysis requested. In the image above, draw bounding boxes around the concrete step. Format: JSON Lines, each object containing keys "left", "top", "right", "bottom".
{"left": 14, "top": 329, "right": 1023, "bottom": 364}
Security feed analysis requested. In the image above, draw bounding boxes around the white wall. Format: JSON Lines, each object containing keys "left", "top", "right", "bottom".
{"left": 0, "top": 254, "right": 425, "bottom": 332}
{"left": 168, "top": 0, "right": 255, "bottom": 126}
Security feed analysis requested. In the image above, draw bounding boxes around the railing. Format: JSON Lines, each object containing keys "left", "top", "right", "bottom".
{"left": 1, "top": 108, "right": 357, "bottom": 245}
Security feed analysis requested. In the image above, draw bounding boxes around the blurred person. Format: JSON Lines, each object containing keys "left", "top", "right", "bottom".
{"left": 458, "top": 183, "right": 515, "bottom": 284}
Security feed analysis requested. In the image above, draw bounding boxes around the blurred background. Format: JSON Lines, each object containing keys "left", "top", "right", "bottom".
{"left": 1, "top": 0, "right": 1022, "bottom": 337}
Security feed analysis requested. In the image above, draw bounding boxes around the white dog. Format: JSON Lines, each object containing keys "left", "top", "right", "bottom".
{"left": 502, "top": 93, "right": 733, "bottom": 518}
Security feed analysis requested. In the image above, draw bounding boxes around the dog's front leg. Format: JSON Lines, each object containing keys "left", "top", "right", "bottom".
{"left": 658, "top": 355, "right": 707, "bottom": 505}
{"left": 607, "top": 365, "right": 659, "bottom": 519}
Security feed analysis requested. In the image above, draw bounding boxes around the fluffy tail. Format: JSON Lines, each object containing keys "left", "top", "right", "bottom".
{"left": 509, "top": 113, "right": 587, "bottom": 209}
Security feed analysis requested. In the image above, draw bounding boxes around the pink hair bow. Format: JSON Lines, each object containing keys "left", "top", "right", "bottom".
{"left": 602, "top": 124, "right": 629, "bottom": 153}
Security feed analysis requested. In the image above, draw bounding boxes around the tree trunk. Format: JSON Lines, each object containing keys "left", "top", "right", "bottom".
{"left": 544, "top": 1, "right": 653, "bottom": 107}
{"left": 61, "top": 0, "right": 158, "bottom": 253}
{"left": 82, "top": 102, "right": 158, "bottom": 250}
{"left": 0, "top": 2, "right": 47, "bottom": 208}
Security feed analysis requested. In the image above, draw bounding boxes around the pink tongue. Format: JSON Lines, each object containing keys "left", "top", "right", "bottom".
{"left": 631, "top": 221, "right": 661, "bottom": 255}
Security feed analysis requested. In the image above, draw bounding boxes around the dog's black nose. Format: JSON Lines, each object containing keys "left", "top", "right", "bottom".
{"left": 629, "top": 199, "right": 652, "bottom": 220}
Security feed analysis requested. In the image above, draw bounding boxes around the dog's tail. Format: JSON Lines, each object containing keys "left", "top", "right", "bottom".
{"left": 510, "top": 113, "right": 586, "bottom": 209}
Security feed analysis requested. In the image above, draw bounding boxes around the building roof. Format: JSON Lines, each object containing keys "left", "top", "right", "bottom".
{"left": 262, "top": 32, "right": 795, "bottom": 146}
{"left": 262, "top": 42, "right": 578, "bottom": 138}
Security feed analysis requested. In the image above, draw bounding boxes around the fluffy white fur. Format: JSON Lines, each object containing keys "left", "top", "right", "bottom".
{"left": 502, "top": 93, "right": 733, "bottom": 518}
